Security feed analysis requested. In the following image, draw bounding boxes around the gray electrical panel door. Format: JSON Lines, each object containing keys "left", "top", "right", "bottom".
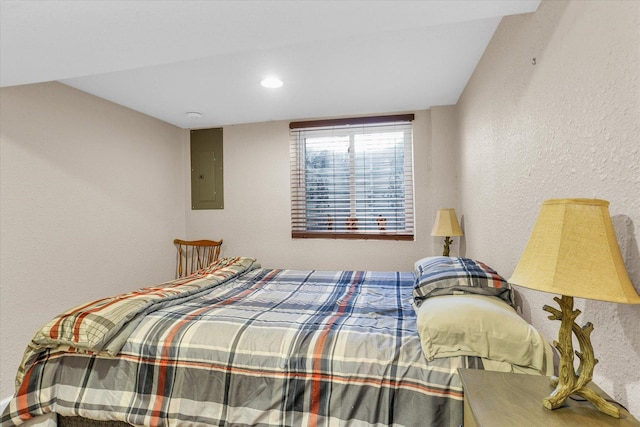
{"left": 191, "top": 128, "right": 223, "bottom": 209}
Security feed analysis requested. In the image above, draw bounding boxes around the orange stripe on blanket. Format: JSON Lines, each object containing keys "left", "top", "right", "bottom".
{"left": 17, "top": 362, "right": 36, "bottom": 421}
{"left": 51, "top": 261, "right": 240, "bottom": 340}
{"left": 54, "top": 258, "right": 252, "bottom": 341}
{"left": 309, "top": 271, "right": 362, "bottom": 427}
{"left": 49, "top": 296, "right": 113, "bottom": 339}
{"left": 69, "top": 287, "right": 182, "bottom": 342}
{"left": 149, "top": 268, "right": 276, "bottom": 425}
{"left": 104, "top": 351, "right": 466, "bottom": 400}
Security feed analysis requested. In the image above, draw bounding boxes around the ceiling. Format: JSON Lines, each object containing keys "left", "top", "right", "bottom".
{"left": 0, "top": 0, "right": 540, "bottom": 129}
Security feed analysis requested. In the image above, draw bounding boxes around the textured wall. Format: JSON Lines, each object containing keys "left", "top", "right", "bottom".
{"left": 0, "top": 82, "right": 186, "bottom": 401}
{"left": 186, "top": 108, "right": 460, "bottom": 272}
{"left": 457, "top": 0, "right": 640, "bottom": 417}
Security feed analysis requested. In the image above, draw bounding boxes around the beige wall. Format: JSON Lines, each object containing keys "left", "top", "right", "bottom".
{"left": 0, "top": 82, "right": 187, "bottom": 400}
{"left": 185, "top": 108, "right": 460, "bottom": 272}
{"left": 457, "top": 0, "right": 640, "bottom": 416}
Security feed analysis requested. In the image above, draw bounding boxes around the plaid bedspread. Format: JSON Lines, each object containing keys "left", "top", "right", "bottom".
{"left": 13, "top": 257, "right": 259, "bottom": 388}
{"left": 2, "top": 268, "right": 479, "bottom": 427}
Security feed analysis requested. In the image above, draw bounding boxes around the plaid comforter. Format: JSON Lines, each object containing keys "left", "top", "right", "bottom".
{"left": 2, "top": 267, "right": 478, "bottom": 427}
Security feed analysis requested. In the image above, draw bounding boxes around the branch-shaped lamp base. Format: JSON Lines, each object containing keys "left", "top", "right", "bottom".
{"left": 441, "top": 236, "right": 453, "bottom": 256}
{"left": 542, "top": 295, "right": 620, "bottom": 418}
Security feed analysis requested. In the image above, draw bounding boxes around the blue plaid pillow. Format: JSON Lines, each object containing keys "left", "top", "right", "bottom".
{"left": 413, "top": 257, "right": 514, "bottom": 307}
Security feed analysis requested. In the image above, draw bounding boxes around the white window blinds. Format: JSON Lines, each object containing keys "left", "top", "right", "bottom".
{"left": 290, "top": 114, "right": 415, "bottom": 240}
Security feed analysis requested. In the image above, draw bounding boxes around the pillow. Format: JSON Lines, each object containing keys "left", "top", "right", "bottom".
{"left": 414, "top": 256, "right": 451, "bottom": 276}
{"left": 414, "top": 294, "right": 547, "bottom": 372}
{"left": 413, "top": 256, "right": 514, "bottom": 307}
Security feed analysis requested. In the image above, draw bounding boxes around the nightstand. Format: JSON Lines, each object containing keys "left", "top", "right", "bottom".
{"left": 458, "top": 369, "right": 640, "bottom": 427}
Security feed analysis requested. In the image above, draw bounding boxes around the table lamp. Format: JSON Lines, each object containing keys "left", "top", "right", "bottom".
{"left": 509, "top": 198, "right": 640, "bottom": 418}
{"left": 431, "top": 208, "right": 463, "bottom": 256}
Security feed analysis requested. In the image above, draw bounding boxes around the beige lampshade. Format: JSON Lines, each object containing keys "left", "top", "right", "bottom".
{"left": 431, "top": 208, "right": 463, "bottom": 237}
{"left": 510, "top": 198, "right": 640, "bottom": 304}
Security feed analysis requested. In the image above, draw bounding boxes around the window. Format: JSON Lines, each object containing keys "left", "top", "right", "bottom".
{"left": 290, "top": 114, "right": 414, "bottom": 240}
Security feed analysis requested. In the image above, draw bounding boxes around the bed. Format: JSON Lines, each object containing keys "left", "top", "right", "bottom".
{"left": 1, "top": 256, "right": 553, "bottom": 427}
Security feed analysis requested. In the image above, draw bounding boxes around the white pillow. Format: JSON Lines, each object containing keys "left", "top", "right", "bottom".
{"left": 414, "top": 294, "right": 547, "bottom": 372}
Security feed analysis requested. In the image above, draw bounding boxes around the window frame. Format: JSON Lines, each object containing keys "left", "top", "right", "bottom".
{"left": 290, "top": 114, "right": 415, "bottom": 241}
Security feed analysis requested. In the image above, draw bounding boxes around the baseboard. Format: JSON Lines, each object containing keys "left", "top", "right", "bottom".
{"left": 0, "top": 395, "right": 12, "bottom": 414}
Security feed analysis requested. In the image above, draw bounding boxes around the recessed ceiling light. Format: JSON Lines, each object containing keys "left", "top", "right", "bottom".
{"left": 186, "top": 112, "right": 202, "bottom": 119}
{"left": 260, "top": 77, "right": 284, "bottom": 88}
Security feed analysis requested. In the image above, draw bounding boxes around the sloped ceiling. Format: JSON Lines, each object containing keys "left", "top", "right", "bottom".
{"left": 0, "top": 0, "right": 540, "bottom": 128}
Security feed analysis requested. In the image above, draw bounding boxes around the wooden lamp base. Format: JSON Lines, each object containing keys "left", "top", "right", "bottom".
{"left": 442, "top": 236, "right": 453, "bottom": 256}
{"left": 543, "top": 295, "right": 620, "bottom": 418}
